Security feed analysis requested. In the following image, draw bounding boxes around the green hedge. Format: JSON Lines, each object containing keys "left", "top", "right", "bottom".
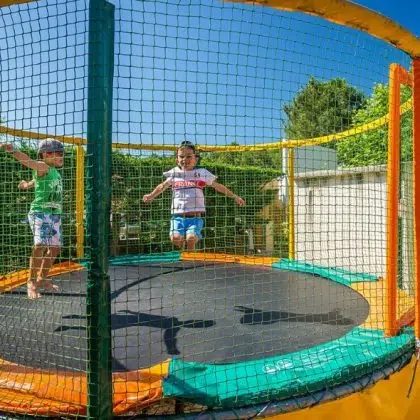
{"left": 0, "top": 148, "right": 282, "bottom": 274}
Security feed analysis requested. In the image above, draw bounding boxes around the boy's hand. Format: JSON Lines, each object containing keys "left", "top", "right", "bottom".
{"left": 0, "top": 144, "right": 13, "bottom": 153}
{"left": 18, "top": 180, "right": 30, "bottom": 190}
{"left": 234, "top": 196, "right": 246, "bottom": 206}
{"left": 143, "top": 194, "right": 154, "bottom": 203}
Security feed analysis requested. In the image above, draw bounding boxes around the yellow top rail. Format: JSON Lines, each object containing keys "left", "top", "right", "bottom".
{"left": 0, "top": 98, "right": 412, "bottom": 153}
{"left": 0, "top": 0, "right": 33, "bottom": 5}
{"left": 227, "top": 0, "right": 420, "bottom": 58}
{"left": 2, "top": 0, "right": 420, "bottom": 56}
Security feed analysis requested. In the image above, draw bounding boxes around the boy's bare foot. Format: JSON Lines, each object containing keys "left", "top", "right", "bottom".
{"left": 27, "top": 280, "right": 41, "bottom": 300}
{"left": 37, "top": 278, "right": 59, "bottom": 292}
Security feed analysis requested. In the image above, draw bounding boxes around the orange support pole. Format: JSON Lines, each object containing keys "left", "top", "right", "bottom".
{"left": 385, "top": 64, "right": 401, "bottom": 337}
{"left": 413, "top": 58, "right": 420, "bottom": 345}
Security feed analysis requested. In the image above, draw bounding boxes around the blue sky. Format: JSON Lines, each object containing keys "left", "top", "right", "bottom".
{"left": 355, "top": 0, "right": 420, "bottom": 36}
{"left": 0, "top": 0, "right": 417, "bottom": 149}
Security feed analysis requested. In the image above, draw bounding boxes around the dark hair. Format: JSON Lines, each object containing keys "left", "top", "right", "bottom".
{"left": 177, "top": 140, "right": 200, "bottom": 164}
{"left": 177, "top": 140, "right": 196, "bottom": 152}
{"left": 38, "top": 138, "right": 64, "bottom": 154}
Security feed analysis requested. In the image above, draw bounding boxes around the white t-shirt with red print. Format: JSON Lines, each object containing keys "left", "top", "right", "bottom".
{"left": 163, "top": 167, "right": 217, "bottom": 214}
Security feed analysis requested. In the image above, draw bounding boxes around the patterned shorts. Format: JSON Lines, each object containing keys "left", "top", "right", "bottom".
{"left": 28, "top": 212, "right": 63, "bottom": 247}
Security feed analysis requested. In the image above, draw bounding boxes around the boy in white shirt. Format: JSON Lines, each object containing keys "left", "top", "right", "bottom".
{"left": 143, "top": 141, "right": 245, "bottom": 250}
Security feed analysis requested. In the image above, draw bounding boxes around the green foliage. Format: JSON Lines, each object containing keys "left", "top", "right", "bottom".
{"left": 202, "top": 143, "right": 283, "bottom": 172}
{"left": 284, "top": 77, "right": 366, "bottom": 143}
{"left": 336, "top": 84, "right": 412, "bottom": 167}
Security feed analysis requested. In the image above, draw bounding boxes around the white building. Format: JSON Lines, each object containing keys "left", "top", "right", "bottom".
{"left": 292, "top": 163, "right": 414, "bottom": 291}
{"left": 279, "top": 145, "right": 337, "bottom": 202}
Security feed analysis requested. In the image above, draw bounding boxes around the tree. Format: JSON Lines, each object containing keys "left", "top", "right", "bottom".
{"left": 201, "top": 142, "right": 283, "bottom": 172}
{"left": 336, "top": 83, "right": 412, "bottom": 167}
{"left": 283, "top": 77, "right": 366, "bottom": 142}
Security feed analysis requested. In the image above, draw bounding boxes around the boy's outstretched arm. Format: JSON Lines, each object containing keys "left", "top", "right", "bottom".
{"left": 143, "top": 180, "right": 171, "bottom": 203}
{"left": 0, "top": 144, "right": 49, "bottom": 174}
{"left": 18, "top": 179, "right": 35, "bottom": 190}
{"left": 211, "top": 181, "right": 246, "bottom": 206}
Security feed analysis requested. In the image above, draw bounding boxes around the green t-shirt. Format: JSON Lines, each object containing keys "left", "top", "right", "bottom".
{"left": 30, "top": 167, "right": 63, "bottom": 214}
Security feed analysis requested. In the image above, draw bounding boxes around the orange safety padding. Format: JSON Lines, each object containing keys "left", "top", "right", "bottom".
{"left": 0, "top": 359, "right": 169, "bottom": 416}
{"left": 181, "top": 252, "right": 280, "bottom": 266}
{"left": 352, "top": 279, "right": 414, "bottom": 330}
{"left": 0, "top": 261, "right": 85, "bottom": 292}
{"left": 113, "top": 362, "right": 169, "bottom": 414}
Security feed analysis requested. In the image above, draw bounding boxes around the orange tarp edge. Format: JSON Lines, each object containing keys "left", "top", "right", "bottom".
{"left": 0, "top": 359, "right": 169, "bottom": 416}
{"left": 181, "top": 251, "right": 279, "bottom": 266}
{"left": 0, "top": 263, "right": 168, "bottom": 415}
{"left": 0, "top": 261, "right": 84, "bottom": 292}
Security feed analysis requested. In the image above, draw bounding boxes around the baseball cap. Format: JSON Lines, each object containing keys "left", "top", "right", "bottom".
{"left": 38, "top": 138, "right": 64, "bottom": 154}
{"left": 177, "top": 140, "right": 200, "bottom": 164}
{"left": 178, "top": 140, "right": 196, "bottom": 151}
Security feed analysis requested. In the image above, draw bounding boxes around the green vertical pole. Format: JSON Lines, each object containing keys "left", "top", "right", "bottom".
{"left": 86, "top": 0, "right": 114, "bottom": 418}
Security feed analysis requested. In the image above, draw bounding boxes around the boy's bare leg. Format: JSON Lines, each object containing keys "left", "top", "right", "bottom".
{"left": 28, "top": 246, "right": 45, "bottom": 299}
{"left": 37, "top": 246, "right": 60, "bottom": 291}
{"left": 185, "top": 234, "right": 199, "bottom": 251}
{"left": 171, "top": 234, "right": 185, "bottom": 250}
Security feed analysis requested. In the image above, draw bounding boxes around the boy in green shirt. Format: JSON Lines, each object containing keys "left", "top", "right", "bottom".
{"left": 1, "top": 139, "right": 64, "bottom": 299}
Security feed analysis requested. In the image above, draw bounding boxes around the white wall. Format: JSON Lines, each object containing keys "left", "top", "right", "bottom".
{"left": 294, "top": 145, "right": 338, "bottom": 173}
{"left": 294, "top": 166, "right": 387, "bottom": 277}
{"left": 292, "top": 164, "right": 414, "bottom": 291}
{"left": 279, "top": 146, "right": 337, "bottom": 203}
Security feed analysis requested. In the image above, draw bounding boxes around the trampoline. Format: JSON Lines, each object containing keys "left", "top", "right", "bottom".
{"left": 0, "top": 253, "right": 414, "bottom": 416}
{"left": 0, "top": 260, "right": 370, "bottom": 372}
{"left": 1, "top": 0, "right": 420, "bottom": 417}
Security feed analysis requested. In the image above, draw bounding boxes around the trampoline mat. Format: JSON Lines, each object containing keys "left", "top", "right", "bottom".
{"left": 0, "top": 261, "right": 370, "bottom": 371}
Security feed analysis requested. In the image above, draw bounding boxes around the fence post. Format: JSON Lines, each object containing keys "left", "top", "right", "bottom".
{"left": 86, "top": 0, "right": 115, "bottom": 417}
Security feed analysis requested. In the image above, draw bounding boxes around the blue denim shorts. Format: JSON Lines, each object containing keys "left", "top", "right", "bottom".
{"left": 170, "top": 216, "right": 204, "bottom": 239}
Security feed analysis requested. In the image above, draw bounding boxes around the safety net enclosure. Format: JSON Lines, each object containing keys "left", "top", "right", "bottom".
{"left": 0, "top": 0, "right": 420, "bottom": 419}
